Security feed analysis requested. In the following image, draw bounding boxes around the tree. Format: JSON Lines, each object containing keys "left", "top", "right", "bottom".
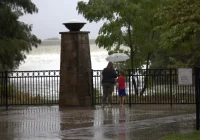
{"left": 154, "top": 0, "right": 200, "bottom": 68}
{"left": 0, "top": 0, "right": 41, "bottom": 70}
{"left": 77, "top": 0, "right": 166, "bottom": 95}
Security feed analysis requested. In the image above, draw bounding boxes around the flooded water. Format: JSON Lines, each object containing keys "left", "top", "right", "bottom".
{"left": 0, "top": 105, "right": 196, "bottom": 140}
{"left": 17, "top": 39, "right": 130, "bottom": 71}
{"left": 17, "top": 40, "right": 109, "bottom": 71}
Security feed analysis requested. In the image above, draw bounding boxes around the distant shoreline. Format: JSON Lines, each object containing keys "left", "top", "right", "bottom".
{"left": 41, "top": 39, "right": 96, "bottom": 46}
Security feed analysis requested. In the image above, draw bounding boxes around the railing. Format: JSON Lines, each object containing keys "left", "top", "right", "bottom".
{"left": 92, "top": 69, "right": 196, "bottom": 105}
{"left": 0, "top": 69, "right": 197, "bottom": 108}
{"left": 0, "top": 70, "right": 60, "bottom": 108}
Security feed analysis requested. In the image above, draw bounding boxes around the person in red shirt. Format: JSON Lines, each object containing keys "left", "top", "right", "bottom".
{"left": 116, "top": 71, "right": 126, "bottom": 106}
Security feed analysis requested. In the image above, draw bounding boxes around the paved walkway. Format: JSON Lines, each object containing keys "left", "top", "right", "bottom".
{"left": 0, "top": 104, "right": 196, "bottom": 140}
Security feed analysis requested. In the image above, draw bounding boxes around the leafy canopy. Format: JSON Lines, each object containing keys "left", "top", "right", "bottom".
{"left": 154, "top": 0, "right": 200, "bottom": 68}
{"left": 155, "top": 0, "right": 200, "bottom": 48}
{"left": 78, "top": 0, "right": 200, "bottom": 69}
{"left": 0, "top": 0, "right": 41, "bottom": 70}
{"left": 77, "top": 0, "right": 163, "bottom": 69}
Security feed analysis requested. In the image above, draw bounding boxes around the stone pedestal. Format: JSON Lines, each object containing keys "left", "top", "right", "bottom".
{"left": 59, "top": 31, "right": 92, "bottom": 107}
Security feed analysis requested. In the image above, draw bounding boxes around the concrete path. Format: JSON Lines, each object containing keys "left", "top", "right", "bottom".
{"left": 0, "top": 104, "right": 196, "bottom": 140}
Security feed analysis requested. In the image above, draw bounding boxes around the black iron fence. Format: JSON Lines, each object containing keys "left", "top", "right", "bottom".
{"left": 0, "top": 70, "right": 60, "bottom": 108}
{"left": 0, "top": 69, "right": 197, "bottom": 108}
{"left": 92, "top": 69, "right": 196, "bottom": 105}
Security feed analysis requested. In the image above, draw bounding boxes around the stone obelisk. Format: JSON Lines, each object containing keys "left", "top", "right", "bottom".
{"left": 59, "top": 19, "right": 92, "bottom": 107}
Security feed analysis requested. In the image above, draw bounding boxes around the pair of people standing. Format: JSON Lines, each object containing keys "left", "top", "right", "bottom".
{"left": 101, "top": 62, "right": 126, "bottom": 107}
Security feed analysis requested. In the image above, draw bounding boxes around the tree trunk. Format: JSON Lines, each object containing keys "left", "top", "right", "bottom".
{"left": 140, "top": 53, "right": 150, "bottom": 96}
{"left": 128, "top": 23, "right": 138, "bottom": 96}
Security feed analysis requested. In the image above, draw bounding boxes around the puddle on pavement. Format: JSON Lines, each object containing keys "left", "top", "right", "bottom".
{"left": 0, "top": 105, "right": 196, "bottom": 140}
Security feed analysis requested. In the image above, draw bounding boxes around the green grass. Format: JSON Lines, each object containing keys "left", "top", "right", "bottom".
{"left": 161, "top": 131, "right": 200, "bottom": 140}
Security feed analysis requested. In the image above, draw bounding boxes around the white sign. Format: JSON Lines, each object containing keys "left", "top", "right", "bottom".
{"left": 178, "top": 68, "right": 192, "bottom": 85}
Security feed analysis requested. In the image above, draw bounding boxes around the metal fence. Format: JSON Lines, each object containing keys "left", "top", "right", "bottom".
{"left": 92, "top": 69, "right": 196, "bottom": 105}
{"left": 0, "top": 69, "right": 197, "bottom": 108}
{"left": 0, "top": 70, "right": 60, "bottom": 108}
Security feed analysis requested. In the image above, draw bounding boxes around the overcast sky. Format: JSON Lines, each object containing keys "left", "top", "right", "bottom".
{"left": 19, "top": 0, "right": 103, "bottom": 40}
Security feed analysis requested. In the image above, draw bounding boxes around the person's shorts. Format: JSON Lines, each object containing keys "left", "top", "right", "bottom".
{"left": 102, "top": 83, "right": 114, "bottom": 95}
{"left": 118, "top": 89, "right": 126, "bottom": 96}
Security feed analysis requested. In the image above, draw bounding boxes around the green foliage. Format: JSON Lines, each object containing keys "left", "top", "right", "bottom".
{"left": 78, "top": 0, "right": 135, "bottom": 50}
{"left": 154, "top": 0, "right": 200, "bottom": 68}
{"left": 150, "top": 49, "right": 168, "bottom": 69}
{"left": 0, "top": 0, "right": 41, "bottom": 70}
{"left": 155, "top": 0, "right": 200, "bottom": 48}
{"left": 161, "top": 131, "right": 200, "bottom": 140}
{"left": 0, "top": 83, "right": 57, "bottom": 105}
{"left": 78, "top": 0, "right": 200, "bottom": 69}
{"left": 93, "top": 87, "right": 101, "bottom": 97}
{"left": 77, "top": 0, "right": 163, "bottom": 69}
{"left": 0, "top": 83, "right": 22, "bottom": 97}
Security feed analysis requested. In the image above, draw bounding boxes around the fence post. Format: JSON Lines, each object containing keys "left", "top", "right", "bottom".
{"left": 5, "top": 71, "right": 8, "bottom": 110}
{"left": 91, "top": 69, "right": 94, "bottom": 106}
{"left": 195, "top": 67, "right": 200, "bottom": 130}
{"left": 128, "top": 69, "right": 131, "bottom": 107}
{"left": 170, "top": 68, "right": 173, "bottom": 107}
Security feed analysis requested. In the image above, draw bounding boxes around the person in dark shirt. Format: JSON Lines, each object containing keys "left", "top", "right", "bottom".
{"left": 101, "top": 62, "right": 117, "bottom": 107}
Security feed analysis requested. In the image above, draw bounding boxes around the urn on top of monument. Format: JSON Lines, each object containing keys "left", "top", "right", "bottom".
{"left": 63, "top": 19, "right": 86, "bottom": 31}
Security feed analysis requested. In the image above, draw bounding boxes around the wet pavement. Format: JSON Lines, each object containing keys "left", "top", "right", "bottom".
{"left": 0, "top": 104, "right": 196, "bottom": 140}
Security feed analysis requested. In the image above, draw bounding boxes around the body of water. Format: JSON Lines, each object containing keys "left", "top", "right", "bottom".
{"left": 18, "top": 40, "right": 109, "bottom": 71}
{"left": 15, "top": 40, "right": 133, "bottom": 98}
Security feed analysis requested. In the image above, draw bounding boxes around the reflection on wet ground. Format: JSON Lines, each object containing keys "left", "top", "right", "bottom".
{"left": 0, "top": 105, "right": 196, "bottom": 140}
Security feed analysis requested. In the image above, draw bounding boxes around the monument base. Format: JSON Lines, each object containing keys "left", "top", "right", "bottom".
{"left": 59, "top": 31, "right": 92, "bottom": 107}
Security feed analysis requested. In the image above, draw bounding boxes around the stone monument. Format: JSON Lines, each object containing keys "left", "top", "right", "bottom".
{"left": 59, "top": 19, "right": 92, "bottom": 107}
